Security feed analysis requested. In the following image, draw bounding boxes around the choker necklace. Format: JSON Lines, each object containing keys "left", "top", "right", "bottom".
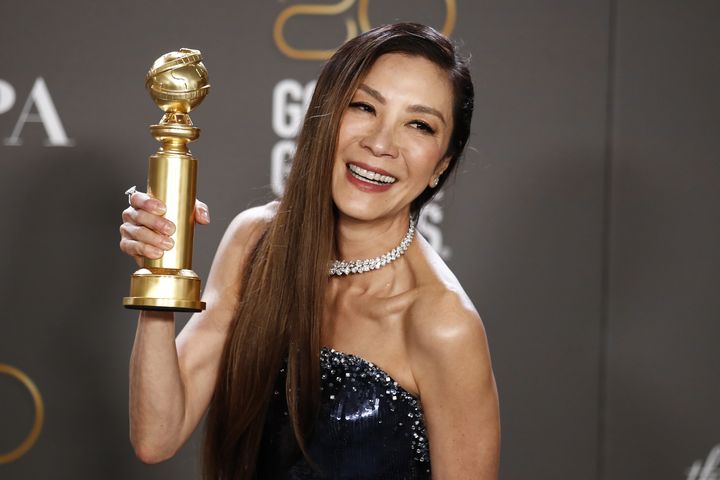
{"left": 329, "top": 218, "right": 416, "bottom": 276}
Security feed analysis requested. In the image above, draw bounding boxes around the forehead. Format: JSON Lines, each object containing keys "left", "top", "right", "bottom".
{"left": 360, "top": 53, "right": 454, "bottom": 111}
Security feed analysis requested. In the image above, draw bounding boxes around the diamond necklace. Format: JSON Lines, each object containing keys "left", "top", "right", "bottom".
{"left": 329, "top": 218, "right": 417, "bottom": 276}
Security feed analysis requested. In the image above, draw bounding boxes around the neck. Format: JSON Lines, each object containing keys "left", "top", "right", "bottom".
{"left": 335, "top": 211, "right": 411, "bottom": 262}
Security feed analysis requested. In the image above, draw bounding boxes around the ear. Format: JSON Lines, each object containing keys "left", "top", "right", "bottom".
{"left": 434, "top": 156, "right": 451, "bottom": 177}
{"left": 429, "top": 156, "right": 451, "bottom": 187}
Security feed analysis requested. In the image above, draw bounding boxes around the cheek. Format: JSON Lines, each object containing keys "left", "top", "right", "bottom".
{"left": 337, "top": 124, "right": 363, "bottom": 151}
{"left": 405, "top": 142, "right": 446, "bottom": 176}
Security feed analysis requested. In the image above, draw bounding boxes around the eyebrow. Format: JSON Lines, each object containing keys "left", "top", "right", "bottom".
{"left": 358, "top": 83, "right": 447, "bottom": 126}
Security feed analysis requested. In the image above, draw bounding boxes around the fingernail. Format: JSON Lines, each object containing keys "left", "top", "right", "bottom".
{"left": 161, "top": 238, "right": 174, "bottom": 249}
{"left": 148, "top": 246, "right": 163, "bottom": 258}
{"left": 201, "top": 207, "right": 210, "bottom": 222}
{"left": 163, "top": 222, "right": 175, "bottom": 235}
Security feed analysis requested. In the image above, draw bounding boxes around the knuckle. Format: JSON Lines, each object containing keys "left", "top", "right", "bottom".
{"left": 135, "top": 210, "right": 153, "bottom": 228}
{"left": 140, "top": 227, "right": 157, "bottom": 245}
{"left": 143, "top": 244, "right": 160, "bottom": 258}
{"left": 120, "top": 223, "right": 136, "bottom": 239}
{"left": 158, "top": 219, "right": 173, "bottom": 235}
{"left": 127, "top": 208, "right": 140, "bottom": 224}
{"left": 119, "top": 238, "right": 133, "bottom": 255}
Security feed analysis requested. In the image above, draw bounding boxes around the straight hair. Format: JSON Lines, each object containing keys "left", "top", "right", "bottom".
{"left": 203, "top": 22, "right": 474, "bottom": 479}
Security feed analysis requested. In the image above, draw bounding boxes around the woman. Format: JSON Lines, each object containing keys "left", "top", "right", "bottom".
{"left": 120, "top": 23, "right": 499, "bottom": 479}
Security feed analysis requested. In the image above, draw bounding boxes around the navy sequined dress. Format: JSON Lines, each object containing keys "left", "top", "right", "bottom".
{"left": 256, "top": 347, "right": 432, "bottom": 479}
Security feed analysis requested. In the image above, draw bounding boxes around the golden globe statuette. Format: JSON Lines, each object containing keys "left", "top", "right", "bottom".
{"left": 123, "top": 48, "right": 210, "bottom": 312}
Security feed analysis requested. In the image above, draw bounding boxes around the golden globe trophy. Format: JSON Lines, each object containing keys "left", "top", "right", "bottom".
{"left": 123, "top": 48, "right": 210, "bottom": 312}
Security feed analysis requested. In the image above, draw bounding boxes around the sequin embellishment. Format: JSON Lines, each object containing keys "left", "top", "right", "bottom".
{"left": 320, "top": 347, "right": 431, "bottom": 466}
{"left": 257, "top": 349, "right": 432, "bottom": 479}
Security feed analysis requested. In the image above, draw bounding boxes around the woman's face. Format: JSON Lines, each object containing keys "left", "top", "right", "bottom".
{"left": 331, "top": 53, "right": 454, "bottom": 223}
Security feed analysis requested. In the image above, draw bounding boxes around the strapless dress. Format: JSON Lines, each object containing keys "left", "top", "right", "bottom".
{"left": 256, "top": 347, "right": 432, "bottom": 479}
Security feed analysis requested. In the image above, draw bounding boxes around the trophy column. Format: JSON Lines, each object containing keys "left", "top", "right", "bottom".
{"left": 123, "top": 48, "right": 210, "bottom": 312}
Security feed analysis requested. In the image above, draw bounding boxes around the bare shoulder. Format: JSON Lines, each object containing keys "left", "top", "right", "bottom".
{"left": 176, "top": 201, "right": 278, "bottom": 335}
{"left": 177, "top": 199, "right": 279, "bottom": 348}
{"left": 194, "top": 200, "right": 279, "bottom": 316}
{"left": 222, "top": 200, "right": 279, "bottom": 250}
{"left": 405, "top": 234, "right": 488, "bottom": 365}
{"left": 406, "top": 283, "right": 488, "bottom": 371}
{"left": 404, "top": 239, "right": 500, "bottom": 478}
{"left": 403, "top": 232, "right": 494, "bottom": 398}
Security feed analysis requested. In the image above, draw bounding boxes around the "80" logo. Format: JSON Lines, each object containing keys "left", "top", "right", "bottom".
{"left": 274, "top": 0, "right": 457, "bottom": 60}
{"left": 0, "top": 364, "right": 44, "bottom": 464}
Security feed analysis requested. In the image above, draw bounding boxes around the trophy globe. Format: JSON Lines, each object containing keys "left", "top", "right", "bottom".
{"left": 123, "top": 48, "right": 210, "bottom": 312}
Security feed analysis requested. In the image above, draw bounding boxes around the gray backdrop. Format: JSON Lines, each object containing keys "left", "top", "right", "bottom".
{"left": 0, "top": 1, "right": 718, "bottom": 478}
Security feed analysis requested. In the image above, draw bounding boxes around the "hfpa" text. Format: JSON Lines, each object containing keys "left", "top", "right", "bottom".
{"left": 0, "top": 77, "right": 73, "bottom": 147}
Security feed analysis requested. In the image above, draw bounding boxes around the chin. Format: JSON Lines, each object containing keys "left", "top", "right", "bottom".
{"left": 333, "top": 201, "right": 381, "bottom": 223}
{"left": 332, "top": 195, "right": 408, "bottom": 225}
{"left": 331, "top": 172, "right": 417, "bottom": 224}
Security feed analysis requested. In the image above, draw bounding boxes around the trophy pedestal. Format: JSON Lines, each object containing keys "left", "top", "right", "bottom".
{"left": 123, "top": 268, "right": 206, "bottom": 312}
{"left": 123, "top": 48, "right": 210, "bottom": 313}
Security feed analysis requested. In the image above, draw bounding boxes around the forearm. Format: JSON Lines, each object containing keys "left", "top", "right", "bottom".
{"left": 129, "top": 310, "right": 187, "bottom": 463}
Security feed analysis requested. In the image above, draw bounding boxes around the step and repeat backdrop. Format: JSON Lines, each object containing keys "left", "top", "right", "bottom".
{"left": 0, "top": 0, "right": 718, "bottom": 478}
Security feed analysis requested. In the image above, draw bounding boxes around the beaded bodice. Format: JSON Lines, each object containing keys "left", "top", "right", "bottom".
{"left": 256, "top": 347, "right": 432, "bottom": 479}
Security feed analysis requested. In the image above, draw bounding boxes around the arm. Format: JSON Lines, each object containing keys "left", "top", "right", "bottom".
{"left": 123, "top": 196, "right": 276, "bottom": 463}
{"left": 407, "top": 292, "right": 500, "bottom": 479}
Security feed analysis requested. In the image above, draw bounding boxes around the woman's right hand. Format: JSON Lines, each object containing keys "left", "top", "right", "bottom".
{"left": 119, "top": 190, "right": 210, "bottom": 267}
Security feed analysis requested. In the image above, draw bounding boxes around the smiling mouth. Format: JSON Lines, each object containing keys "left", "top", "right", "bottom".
{"left": 347, "top": 163, "right": 397, "bottom": 185}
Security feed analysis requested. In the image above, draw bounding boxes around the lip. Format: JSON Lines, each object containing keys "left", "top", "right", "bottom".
{"left": 347, "top": 161, "right": 396, "bottom": 178}
{"left": 345, "top": 165, "right": 394, "bottom": 192}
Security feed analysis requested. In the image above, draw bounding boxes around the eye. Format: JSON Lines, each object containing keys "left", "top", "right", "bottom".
{"left": 409, "top": 120, "right": 436, "bottom": 135}
{"left": 349, "top": 101, "right": 375, "bottom": 114}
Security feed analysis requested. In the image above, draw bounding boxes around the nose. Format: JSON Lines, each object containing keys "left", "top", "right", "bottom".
{"left": 359, "top": 120, "right": 398, "bottom": 158}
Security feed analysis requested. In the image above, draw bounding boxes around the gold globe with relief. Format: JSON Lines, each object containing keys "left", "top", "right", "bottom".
{"left": 123, "top": 48, "right": 210, "bottom": 312}
{"left": 145, "top": 48, "right": 210, "bottom": 114}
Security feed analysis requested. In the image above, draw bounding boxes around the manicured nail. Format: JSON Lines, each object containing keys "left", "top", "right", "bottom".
{"left": 161, "top": 238, "right": 174, "bottom": 249}
{"left": 163, "top": 222, "right": 175, "bottom": 235}
{"left": 201, "top": 207, "right": 210, "bottom": 222}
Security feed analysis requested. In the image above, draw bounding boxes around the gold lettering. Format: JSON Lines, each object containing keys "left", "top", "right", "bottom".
{"left": 274, "top": 1, "right": 458, "bottom": 60}
{"left": 0, "top": 364, "right": 44, "bottom": 464}
{"left": 357, "top": 0, "right": 456, "bottom": 36}
{"left": 273, "top": 0, "right": 358, "bottom": 60}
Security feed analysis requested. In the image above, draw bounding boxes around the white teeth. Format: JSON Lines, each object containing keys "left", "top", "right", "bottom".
{"left": 348, "top": 164, "right": 397, "bottom": 184}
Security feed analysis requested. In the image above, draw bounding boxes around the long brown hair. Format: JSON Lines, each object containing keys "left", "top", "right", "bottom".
{"left": 203, "top": 23, "right": 474, "bottom": 479}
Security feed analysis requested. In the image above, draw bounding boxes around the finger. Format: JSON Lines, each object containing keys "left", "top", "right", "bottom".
{"left": 120, "top": 223, "right": 174, "bottom": 251}
{"left": 120, "top": 239, "right": 158, "bottom": 268}
{"left": 129, "top": 190, "right": 166, "bottom": 215}
{"left": 194, "top": 199, "right": 210, "bottom": 224}
{"left": 122, "top": 207, "right": 176, "bottom": 236}
{"left": 119, "top": 237, "right": 164, "bottom": 260}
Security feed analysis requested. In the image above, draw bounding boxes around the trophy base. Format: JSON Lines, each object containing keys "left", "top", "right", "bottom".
{"left": 123, "top": 268, "right": 206, "bottom": 312}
